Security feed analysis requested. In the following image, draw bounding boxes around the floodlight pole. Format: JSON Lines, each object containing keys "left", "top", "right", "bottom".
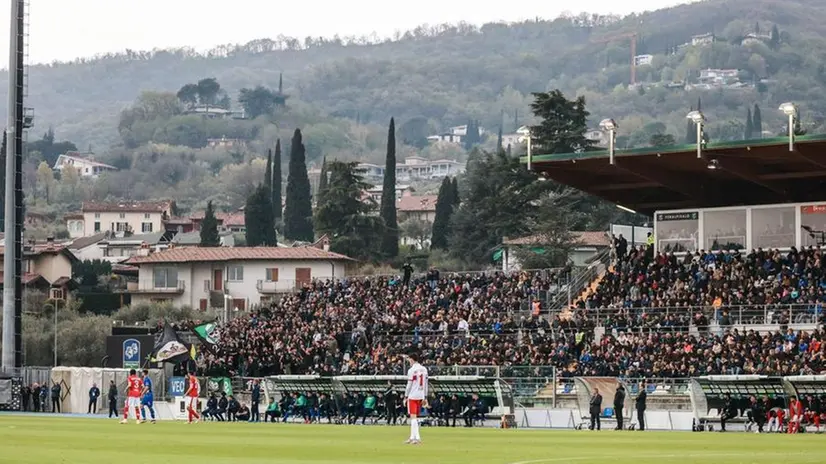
{"left": 788, "top": 113, "right": 795, "bottom": 152}
{"left": 526, "top": 131, "right": 532, "bottom": 171}
{"left": 2, "top": 0, "right": 25, "bottom": 372}
{"left": 696, "top": 123, "right": 703, "bottom": 159}
{"left": 608, "top": 129, "right": 616, "bottom": 165}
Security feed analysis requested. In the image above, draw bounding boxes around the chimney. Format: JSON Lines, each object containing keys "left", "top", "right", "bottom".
{"left": 46, "top": 236, "right": 55, "bottom": 249}
{"left": 322, "top": 236, "right": 330, "bottom": 252}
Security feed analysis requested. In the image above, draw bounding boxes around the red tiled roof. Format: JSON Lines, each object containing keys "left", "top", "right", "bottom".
{"left": 503, "top": 231, "right": 611, "bottom": 247}
{"left": 82, "top": 200, "right": 172, "bottom": 213}
{"left": 164, "top": 217, "right": 193, "bottom": 225}
{"left": 64, "top": 213, "right": 84, "bottom": 220}
{"left": 0, "top": 244, "right": 68, "bottom": 256}
{"left": 397, "top": 195, "right": 438, "bottom": 212}
{"left": 124, "top": 246, "right": 354, "bottom": 265}
{"left": 189, "top": 212, "right": 245, "bottom": 227}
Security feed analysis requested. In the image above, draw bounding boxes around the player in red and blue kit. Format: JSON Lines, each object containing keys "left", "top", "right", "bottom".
{"left": 140, "top": 369, "right": 156, "bottom": 423}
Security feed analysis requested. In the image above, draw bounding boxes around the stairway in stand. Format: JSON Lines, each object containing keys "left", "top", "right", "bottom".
{"left": 569, "top": 263, "right": 614, "bottom": 309}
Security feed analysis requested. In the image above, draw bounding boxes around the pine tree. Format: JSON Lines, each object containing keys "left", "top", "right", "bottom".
{"left": 199, "top": 200, "right": 221, "bottom": 247}
{"left": 317, "top": 156, "right": 329, "bottom": 201}
{"left": 283, "top": 129, "right": 314, "bottom": 242}
{"left": 753, "top": 104, "right": 763, "bottom": 138}
{"left": 745, "top": 108, "right": 754, "bottom": 139}
{"left": 264, "top": 149, "right": 273, "bottom": 190}
{"left": 379, "top": 118, "right": 399, "bottom": 258}
{"left": 273, "top": 139, "right": 282, "bottom": 228}
{"left": 430, "top": 177, "right": 455, "bottom": 250}
{"left": 245, "top": 185, "right": 277, "bottom": 246}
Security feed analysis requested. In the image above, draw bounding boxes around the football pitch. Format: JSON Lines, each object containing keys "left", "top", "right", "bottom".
{"left": 1, "top": 416, "right": 825, "bottom": 464}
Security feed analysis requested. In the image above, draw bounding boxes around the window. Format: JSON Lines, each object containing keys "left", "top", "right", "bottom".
{"left": 93, "top": 222, "right": 101, "bottom": 232}
{"left": 266, "top": 268, "right": 279, "bottom": 282}
{"left": 142, "top": 222, "right": 153, "bottom": 233}
{"left": 144, "top": 213, "right": 151, "bottom": 219}
{"left": 227, "top": 265, "right": 244, "bottom": 282}
{"left": 116, "top": 222, "right": 128, "bottom": 232}
{"left": 752, "top": 206, "right": 795, "bottom": 249}
{"left": 801, "top": 205, "right": 826, "bottom": 247}
{"left": 94, "top": 213, "right": 101, "bottom": 219}
{"left": 153, "top": 267, "right": 178, "bottom": 288}
{"left": 119, "top": 213, "right": 126, "bottom": 219}
{"left": 655, "top": 212, "right": 699, "bottom": 253}
{"left": 703, "top": 209, "right": 746, "bottom": 251}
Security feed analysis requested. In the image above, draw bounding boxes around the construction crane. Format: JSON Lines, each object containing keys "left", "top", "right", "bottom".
{"left": 591, "top": 32, "right": 638, "bottom": 86}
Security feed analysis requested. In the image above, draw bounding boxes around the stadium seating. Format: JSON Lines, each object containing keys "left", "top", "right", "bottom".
{"left": 195, "top": 247, "right": 826, "bottom": 379}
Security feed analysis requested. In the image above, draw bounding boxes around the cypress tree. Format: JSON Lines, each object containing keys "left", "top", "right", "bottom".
{"left": 496, "top": 126, "right": 503, "bottom": 153}
{"left": 273, "top": 139, "right": 282, "bottom": 227}
{"left": 264, "top": 149, "right": 273, "bottom": 189}
{"left": 317, "top": 156, "right": 329, "bottom": 202}
{"left": 697, "top": 98, "right": 702, "bottom": 112}
{"left": 745, "top": 108, "right": 754, "bottom": 139}
{"left": 245, "top": 185, "right": 277, "bottom": 246}
{"left": 283, "top": 129, "right": 314, "bottom": 242}
{"left": 199, "top": 200, "right": 221, "bottom": 247}
{"left": 379, "top": 118, "right": 399, "bottom": 258}
{"left": 430, "top": 177, "right": 454, "bottom": 250}
{"left": 753, "top": 104, "right": 763, "bottom": 138}
{"left": 451, "top": 177, "right": 460, "bottom": 207}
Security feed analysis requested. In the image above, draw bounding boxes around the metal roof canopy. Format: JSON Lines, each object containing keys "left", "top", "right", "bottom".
{"left": 522, "top": 134, "right": 826, "bottom": 216}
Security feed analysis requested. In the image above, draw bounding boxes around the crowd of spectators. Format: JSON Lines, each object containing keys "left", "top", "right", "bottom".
{"left": 193, "top": 246, "right": 826, "bottom": 379}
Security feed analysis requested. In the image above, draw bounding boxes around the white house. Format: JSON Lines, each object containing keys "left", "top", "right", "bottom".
{"left": 123, "top": 246, "right": 355, "bottom": 310}
{"left": 691, "top": 33, "right": 715, "bottom": 46}
{"left": 634, "top": 54, "right": 653, "bottom": 66}
{"left": 500, "top": 231, "right": 612, "bottom": 271}
{"left": 66, "top": 200, "right": 174, "bottom": 238}
{"left": 53, "top": 153, "right": 117, "bottom": 178}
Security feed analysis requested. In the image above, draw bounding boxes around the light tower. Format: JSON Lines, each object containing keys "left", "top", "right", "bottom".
{"left": 2, "top": 0, "right": 32, "bottom": 373}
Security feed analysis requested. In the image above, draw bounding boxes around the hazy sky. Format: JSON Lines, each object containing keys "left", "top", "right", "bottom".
{"left": 0, "top": 0, "right": 691, "bottom": 64}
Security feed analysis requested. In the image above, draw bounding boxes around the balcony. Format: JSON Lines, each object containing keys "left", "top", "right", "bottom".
{"left": 123, "top": 279, "right": 186, "bottom": 294}
{"left": 256, "top": 279, "right": 304, "bottom": 294}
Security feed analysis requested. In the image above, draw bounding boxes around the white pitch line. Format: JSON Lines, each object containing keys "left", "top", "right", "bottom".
{"left": 507, "top": 451, "right": 814, "bottom": 464}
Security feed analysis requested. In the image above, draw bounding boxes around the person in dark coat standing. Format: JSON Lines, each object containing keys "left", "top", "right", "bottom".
{"left": 383, "top": 382, "right": 398, "bottom": 425}
{"left": 635, "top": 388, "right": 647, "bottom": 431}
{"left": 50, "top": 382, "right": 62, "bottom": 413}
{"left": 589, "top": 388, "right": 603, "bottom": 431}
{"left": 249, "top": 380, "right": 261, "bottom": 422}
{"left": 107, "top": 380, "right": 118, "bottom": 418}
{"left": 614, "top": 386, "right": 626, "bottom": 430}
{"left": 88, "top": 383, "right": 100, "bottom": 414}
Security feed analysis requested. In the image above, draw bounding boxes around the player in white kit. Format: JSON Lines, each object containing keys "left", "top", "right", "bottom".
{"left": 404, "top": 352, "right": 428, "bottom": 445}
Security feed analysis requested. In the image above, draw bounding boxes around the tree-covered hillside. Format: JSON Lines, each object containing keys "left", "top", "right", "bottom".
{"left": 3, "top": 0, "right": 825, "bottom": 152}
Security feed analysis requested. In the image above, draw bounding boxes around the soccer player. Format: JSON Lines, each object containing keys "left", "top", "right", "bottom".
{"left": 788, "top": 396, "right": 803, "bottom": 434}
{"left": 184, "top": 372, "right": 201, "bottom": 424}
{"left": 121, "top": 369, "right": 143, "bottom": 424}
{"left": 403, "top": 352, "right": 428, "bottom": 445}
{"left": 140, "top": 369, "right": 156, "bottom": 423}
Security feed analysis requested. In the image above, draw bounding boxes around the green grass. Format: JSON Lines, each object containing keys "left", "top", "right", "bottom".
{"left": 1, "top": 416, "right": 825, "bottom": 464}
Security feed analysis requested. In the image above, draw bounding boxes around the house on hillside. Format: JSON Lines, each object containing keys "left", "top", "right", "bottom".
{"left": 207, "top": 137, "right": 247, "bottom": 149}
{"left": 182, "top": 105, "right": 244, "bottom": 119}
{"left": 0, "top": 239, "right": 78, "bottom": 298}
{"left": 691, "top": 33, "right": 715, "bottom": 47}
{"left": 98, "top": 232, "right": 169, "bottom": 263}
{"left": 634, "top": 54, "right": 653, "bottom": 67}
{"left": 53, "top": 152, "right": 117, "bottom": 178}
{"left": 500, "top": 231, "right": 612, "bottom": 271}
{"left": 65, "top": 200, "right": 175, "bottom": 238}
{"left": 123, "top": 246, "right": 355, "bottom": 310}
{"left": 397, "top": 194, "right": 438, "bottom": 248}
{"left": 501, "top": 125, "right": 531, "bottom": 149}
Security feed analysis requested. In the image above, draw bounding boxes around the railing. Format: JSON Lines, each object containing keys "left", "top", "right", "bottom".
{"left": 548, "top": 247, "right": 612, "bottom": 311}
{"left": 255, "top": 279, "right": 306, "bottom": 294}
{"left": 125, "top": 279, "right": 185, "bottom": 293}
{"left": 575, "top": 303, "right": 824, "bottom": 328}
{"left": 342, "top": 267, "right": 567, "bottom": 283}
{"left": 203, "top": 280, "right": 227, "bottom": 293}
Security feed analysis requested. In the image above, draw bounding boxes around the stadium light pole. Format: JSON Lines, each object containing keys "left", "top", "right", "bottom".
{"left": 599, "top": 118, "right": 618, "bottom": 165}
{"left": 525, "top": 128, "right": 532, "bottom": 171}
{"left": 779, "top": 102, "right": 797, "bottom": 152}
{"left": 687, "top": 110, "right": 705, "bottom": 159}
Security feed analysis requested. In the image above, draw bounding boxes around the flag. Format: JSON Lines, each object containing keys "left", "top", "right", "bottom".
{"left": 192, "top": 321, "right": 220, "bottom": 350}
{"left": 150, "top": 322, "right": 193, "bottom": 365}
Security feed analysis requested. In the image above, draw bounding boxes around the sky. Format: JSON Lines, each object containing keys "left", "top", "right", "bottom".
{"left": 0, "top": 0, "right": 692, "bottom": 64}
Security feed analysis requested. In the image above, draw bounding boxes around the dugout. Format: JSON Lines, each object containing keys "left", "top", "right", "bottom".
{"left": 262, "top": 375, "right": 514, "bottom": 418}
{"left": 0, "top": 374, "right": 22, "bottom": 411}
{"left": 689, "top": 375, "right": 787, "bottom": 429}
{"left": 782, "top": 375, "right": 826, "bottom": 399}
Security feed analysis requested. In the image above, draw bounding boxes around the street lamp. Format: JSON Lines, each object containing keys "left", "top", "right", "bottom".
{"left": 687, "top": 110, "right": 705, "bottom": 159}
{"left": 779, "top": 102, "right": 797, "bottom": 152}
{"left": 599, "top": 118, "right": 618, "bottom": 165}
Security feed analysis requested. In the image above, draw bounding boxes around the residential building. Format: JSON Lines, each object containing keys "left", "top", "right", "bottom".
{"left": 397, "top": 193, "right": 438, "bottom": 224}
{"left": 691, "top": 33, "right": 715, "bottom": 47}
{"left": 500, "top": 231, "right": 612, "bottom": 271}
{"left": 66, "top": 200, "right": 175, "bottom": 238}
{"left": 357, "top": 163, "right": 384, "bottom": 180}
{"left": 364, "top": 185, "right": 413, "bottom": 204}
{"left": 0, "top": 240, "right": 78, "bottom": 297}
{"left": 99, "top": 233, "right": 168, "bottom": 263}
{"left": 427, "top": 133, "right": 463, "bottom": 144}
{"left": 501, "top": 125, "right": 531, "bottom": 149}
{"left": 189, "top": 211, "right": 246, "bottom": 233}
{"left": 585, "top": 129, "right": 609, "bottom": 147}
{"left": 67, "top": 233, "right": 108, "bottom": 262}
{"left": 53, "top": 152, "right": 117, "bottom": 178}
{"left": 696, "top": 69, "right": 742, "bottom": 89}
{"left": 634, "top": 54, "right": 653, "bottom": 66}
{"left": 741, "top": 33, "right": 771, "bottom": 46}
{"left": 207, "top": 137, "right": 246, "bottom": 149}
{"left": 170, "top": 231, "right": 236, "bottom": 247}
{"left": 123, "top": 247, "right": 354, "bottom": 310}
{"left": 182, "top": 105, "right": 244, "bottom": 119}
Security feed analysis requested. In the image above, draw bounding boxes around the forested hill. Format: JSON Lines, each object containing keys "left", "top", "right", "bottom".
{"left": 4, "top": 0, "right": 826, "bottom": 150}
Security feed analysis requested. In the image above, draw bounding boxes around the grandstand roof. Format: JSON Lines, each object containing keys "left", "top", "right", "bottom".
{"left": 522, "top": 134, "right": 826, "bottom": 216}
